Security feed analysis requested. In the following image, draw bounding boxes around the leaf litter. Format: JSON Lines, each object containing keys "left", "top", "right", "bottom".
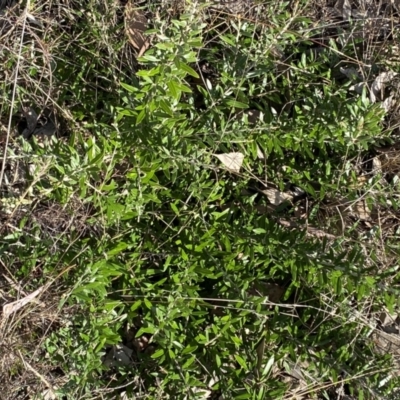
{"left": 259, "top": 187, "right": 293, "bottom": 206}
{"left": 125, "top": 1, "right": 152, "bottom": 57}
{"left": 3, "top": 285, "right": 46, "bottom": 318}
{"left": 214, "top": 152, "right": 244, "bottom": 172}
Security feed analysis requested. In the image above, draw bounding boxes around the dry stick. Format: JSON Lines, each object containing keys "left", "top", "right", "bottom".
{"left": 18, "top": 350, "right": 56, "bottom": 398}
{"left": 0, "top": 1, "right": 30, "bottom": 189}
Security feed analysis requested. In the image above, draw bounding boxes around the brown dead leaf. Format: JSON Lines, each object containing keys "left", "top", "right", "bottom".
{"left": 278, "top": 219, "right": 337, "bottom": 240}
{"left": 306, "top": 226, "right": 337, "bottom": 240}
{"left": 350, "top": 175, "right": 368, "bottom": 189}
{"left": 3, "top": 286, "right": 45, "bottom": 318}
{"left": 342, "top": 0, "right": 352, "bottom": 19}
{"left": 372, "top": 156, "right": 383, "bottom": 174}
{"left": 214, "top": 152, "right": 244, "bottom": 172}
{"left": 353, "top": 200, "right": 371, "bottom": 221}
{"left": 379, "top": 310, "right": 399, "bottom": 329}
{"left": 248, "top": 282, "right": 286, "bottom": 303}
{"left": 256, "top": 145, "right": 265, "bottom": 160}
{"left": 260, "top": 187, "right": 293, "bottom": 206}
{"left": 334, "top": 0, "right": 351, "bottom": 19}
{"left": 372, "top": 329, "right": 400, "bottom": 369}
{"left": 125, "top": 3, "right": 151, "bottom": 56}
{"left": 370, "top": 71, "right": 397, "bottom": 103}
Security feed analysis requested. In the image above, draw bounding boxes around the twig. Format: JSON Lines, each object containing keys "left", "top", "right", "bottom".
{"left": 0, "top": 0, "right": 30, "bottom": 189}
{"left": 18, "top": 350, "right": 56, "bottom": 398}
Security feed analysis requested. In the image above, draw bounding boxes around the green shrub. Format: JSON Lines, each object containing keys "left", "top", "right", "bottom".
{"left": 2, "top": 1, "right": 399, "bottom": 399}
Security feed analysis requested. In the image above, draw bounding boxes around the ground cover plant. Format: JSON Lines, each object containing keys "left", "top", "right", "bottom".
{"left": 1, "top": 0, "right": 400, "bottom": 399}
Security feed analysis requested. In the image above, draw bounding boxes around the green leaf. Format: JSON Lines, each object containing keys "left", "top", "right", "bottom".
{"left": 138, "top": 55, "right": 159, "bottom": 63}
{"left": 178, "top": 62, "right": 199, "bottom": 78}
{"left": 182, "top": 355, "right": 196, "bottom": 369}
{"left": 182, "top": 345, "right": 198, "bottom": 355}
{"left": 167, "top": 80, "right": 181, "bottom": 101}
{"left": 136, "top": 326, "right": 155, "bottom": 336}
{"left": 136, "top": 108, "right": 146, "bottom": 125}
{"left": 175, "top": 82, "right": 192, "bottom": 93}
{"left": 226, "top": 100, "right": 248, "bottom": 108}
{"left": 107, "top": 242, "right": 129, "bottom": 256}
{"left": 181, "top": 249, "right": 188, "bottom": 261}
{"left": 130, "top": 300, "right": 142, "bottom": 312}
{"left": 159, "top": 99, "right": 173, "bottom": 116}
{"left": 216, "top": 354, "right": 221, "bottom": 368}
{"left": 144, "top": 298, "right": 152, "bottom": 309}
{"left": 234, "top": 354, "right": 248, "bottom": 370}
{"left": 171, "top": 203, "right": 180, "bottom": 215}
{"left": 235, "top": 393, "right": 251, "bottom": 399}
{"left": 220, "top": 35, "right": 235, "bottom": 46}
{"left": 262, "top": 355, "right": 275, "bottom": 378}
{"left": 168, "top": 349, "right": 176, "bottom": 359}
{"left": 151, "top": 348, "right": 165, "bottom": 359}
{"left": 136, "top": 66, "right": 160, "bottom": 77}
{"left": 120, "top": 82, "right": 137, "bottom": 93}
